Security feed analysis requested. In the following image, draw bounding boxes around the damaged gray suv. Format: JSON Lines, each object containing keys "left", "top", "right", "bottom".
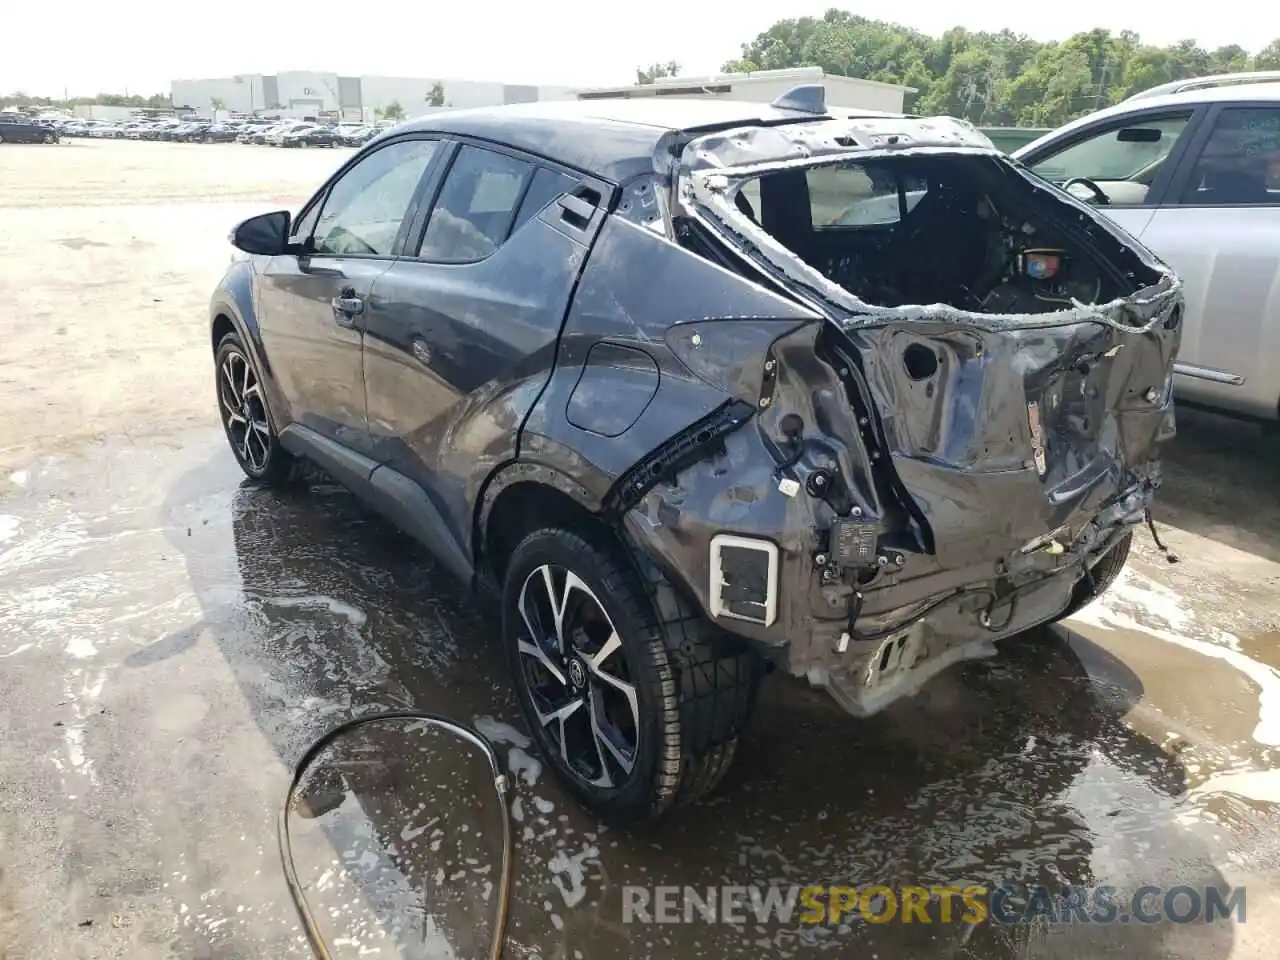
{"left": 210, "top": 87, "right": 1182, "bottom": 824}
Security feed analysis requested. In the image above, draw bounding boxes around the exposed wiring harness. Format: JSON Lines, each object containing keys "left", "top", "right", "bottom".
{"left": 1144, "top": 507, "right": 1179, "bottom": 563}
{"left": 278, "top": 712, "right": 515, "bottom": 960}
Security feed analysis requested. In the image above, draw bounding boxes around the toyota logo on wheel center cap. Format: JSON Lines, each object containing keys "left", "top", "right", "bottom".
{"left": 568, "top": 659, "right": 587, "bottom": 688}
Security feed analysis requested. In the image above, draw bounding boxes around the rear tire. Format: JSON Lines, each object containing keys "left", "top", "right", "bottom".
{"left": 214, "top": 332, "right": 299, "bottom": 486}
{"left": 1055, "top": 531, "right": 1132, "bottom": 621}
{"left": 502, "top": 527, "right": 759, "bottom": 824}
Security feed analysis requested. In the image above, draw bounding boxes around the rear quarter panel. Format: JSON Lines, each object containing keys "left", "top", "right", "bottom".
{"left": 515, "top": 214, "right": 818, "bottom": 501}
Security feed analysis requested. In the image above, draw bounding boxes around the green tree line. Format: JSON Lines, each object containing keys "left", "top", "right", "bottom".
{"left": 1, "top": 91, "right": 172, "bottom": 110}
{"left": 722, "top": 9, "right": 1280, "bottom": 127}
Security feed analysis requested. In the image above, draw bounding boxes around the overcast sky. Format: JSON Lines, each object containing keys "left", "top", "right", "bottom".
{"left": 5, "top": 1, "right": 1278, "bottom": 97}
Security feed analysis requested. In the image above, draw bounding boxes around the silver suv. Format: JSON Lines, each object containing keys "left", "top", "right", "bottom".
{"left": 1014, "top": 73, "right": 1280, "bottom": 421}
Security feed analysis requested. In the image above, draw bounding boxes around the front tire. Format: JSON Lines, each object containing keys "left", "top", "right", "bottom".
{"left": 214, "top": 332, "right": 298, "bottom": 486}
{"left": 502, "top": 527, "right": 759, "bottom": 824}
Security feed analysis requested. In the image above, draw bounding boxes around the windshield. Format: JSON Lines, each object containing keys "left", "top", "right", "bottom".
{"left": 1026, "top": 115, "right": 1190, "bottom": 186}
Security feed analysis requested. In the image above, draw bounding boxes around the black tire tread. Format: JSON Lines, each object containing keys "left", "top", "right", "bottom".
{"left": 1056, "top": 531, "right": 1133, "bottom": 621}
{"left": 506, "top": 525, "right": 759, "bottom": 822}
{"left": 623, "top": 543, "right": 760, "bottom": 808}
{"left": 214, "top": 331, "right": 301, "bottom": 488}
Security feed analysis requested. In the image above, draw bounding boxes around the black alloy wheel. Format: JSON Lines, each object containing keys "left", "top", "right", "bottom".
{"left": 502, "top": 528, "right": 761, "bottom": 824}
{"left": 215, "top": 333, "right": 297, "bottom": 485}
{"left": 514, "top": 562, "right": 641, "bottom": 790}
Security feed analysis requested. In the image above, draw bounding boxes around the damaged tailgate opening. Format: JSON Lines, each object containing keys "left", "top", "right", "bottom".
{"left": 679, "top": 118, "right": 1178, "bottom": 329}
{"left": 645, "top": 116, "right": 1185, "bottom": 717}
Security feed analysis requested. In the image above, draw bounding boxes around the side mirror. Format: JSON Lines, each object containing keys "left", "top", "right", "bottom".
{"left": 230, "top": 210, "right": 293, "bottom": 256}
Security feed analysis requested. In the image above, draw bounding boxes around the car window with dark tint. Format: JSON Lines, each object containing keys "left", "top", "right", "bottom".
{"left": 417, "top": 145, "right": 532, "bottom": 262}
{"left": 1180, "top": 107, "right": 1280, "bottom": 205}
{"left": 511, "top": 167, "right": 580, "bottom": 234}
{"left": 311, "top": 138, "right": 438, "bottom": 257}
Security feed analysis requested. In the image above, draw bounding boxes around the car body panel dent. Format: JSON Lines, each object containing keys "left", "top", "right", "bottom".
{"left": 521, "top": 215, "right": 818, "bottom": 494}
{"left": 847, "top": 316, "right": 1178, "bottom": 570}
{"left": 363, "top": 193, "right": 607, "bottom": 563}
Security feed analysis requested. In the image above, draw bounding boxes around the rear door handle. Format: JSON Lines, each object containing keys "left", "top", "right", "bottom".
{"left": 331, "top": 291, "right": 364, "bottom": 327}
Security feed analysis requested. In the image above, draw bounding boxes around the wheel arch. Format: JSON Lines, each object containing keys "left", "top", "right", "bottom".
{"left": 477, "top": 464, "right": 606, "bottom": 584}
{"left": 210, "top": 264, "right": 291, "bottom": 432}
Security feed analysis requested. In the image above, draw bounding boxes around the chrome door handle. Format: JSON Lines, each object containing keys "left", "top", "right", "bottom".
{"left": 331, "top": 294, "right": 364, "bottom": 327}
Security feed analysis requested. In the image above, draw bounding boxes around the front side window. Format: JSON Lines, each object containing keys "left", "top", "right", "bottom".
{"left": 1179, "top": 107, "right": 1280, "bottom": 205}
{"left": 417, "top": 145, "right": 532, "bottom": 262}
{"left": 311, "top": 138, "right": 439, "bottom": 257}
{"left": 1027, "top": 113, "right": 1191, "bottom": 204}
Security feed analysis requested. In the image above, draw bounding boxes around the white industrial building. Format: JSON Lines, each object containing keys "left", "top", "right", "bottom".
{"left": 576, "top": 67, "right": 914, "bottom": 114}
{"left": 170, "top": 71, "right": 577, "bottom": 121}
{"left": 171, "top": 67, "right": 912, "bottom": 122}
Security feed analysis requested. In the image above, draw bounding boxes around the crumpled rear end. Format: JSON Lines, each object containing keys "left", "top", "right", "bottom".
{"left": 620, "top": 116, "right": 1184, "bottom": 716}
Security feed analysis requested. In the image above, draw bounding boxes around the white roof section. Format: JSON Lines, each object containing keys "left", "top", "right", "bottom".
{"left": 577, "top": 65, "right": 915, "bottom": 98}
{"left": 1125, "top": 71, "right": 1280, "bottom": 102}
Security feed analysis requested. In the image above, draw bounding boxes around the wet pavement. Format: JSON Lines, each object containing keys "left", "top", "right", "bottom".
{"left": 3, "top": 408, "right": 1280, "bottom": 959}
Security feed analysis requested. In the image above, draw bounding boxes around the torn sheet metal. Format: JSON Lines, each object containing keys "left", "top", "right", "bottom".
{"left": 675, "top": 117, "right": 1182, "bottom": 334}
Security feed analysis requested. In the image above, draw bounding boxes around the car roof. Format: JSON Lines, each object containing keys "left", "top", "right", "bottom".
{"left": 1124, "top": 71, "right": 1280, "bottom": 102}
{"left": 1012, "top": 81, "right": 1280, "bottom": 158}
{"left": 397, "top": 97, "right": 890, "bottom": 182}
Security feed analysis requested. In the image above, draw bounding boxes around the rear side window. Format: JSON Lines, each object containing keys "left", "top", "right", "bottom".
{"left": 512, "top": 167, "right": 579, "bottom": 234}
{"left": 1179, "top": 107, "right": 1280, "bottom": 205}
{"left": 807, "top": 163, "right": 927, "bottom": 227}
{"left": 418, "top": 145, "right": 532, "bottom": 262}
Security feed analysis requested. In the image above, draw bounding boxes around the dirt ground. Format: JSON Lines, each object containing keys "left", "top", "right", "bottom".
{"left": 2, "top": 138, "right": 1279, "bottom": 960}
{"left": 0, "top": 140, "right": 344, "bottom": 481}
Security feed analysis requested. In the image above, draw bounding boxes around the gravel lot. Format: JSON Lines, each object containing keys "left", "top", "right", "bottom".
{"left": 2, "top": 138, "right": 1279, "bottom": 960}
{"left": 0, "top": 140, "right": 346, "bottom": 479}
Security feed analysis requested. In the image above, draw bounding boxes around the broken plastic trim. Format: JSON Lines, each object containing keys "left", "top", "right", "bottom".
{"left": 677, "top": 126, "right": 1182, "bottom": 333}
{"left": 603, "top": 399, "right": 756, "bottom": 516}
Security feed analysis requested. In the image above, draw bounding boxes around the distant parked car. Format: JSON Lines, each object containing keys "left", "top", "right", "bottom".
{"left": 149, "top": 121, "right": 185, "bottom": 141}
{"left": 157, "top": 122, "right": 193, "bottom": 141}
{"left": 0, "top": 115, "right": 59, "bottom": 143}
{"left": 177, "top": 122, "right": 213, "bottom": 142}
{"left": 265, "top": 121, "right": 313, "bottom": 146}
{"left": 250, "top": 123, "right": 293, "bottom": 145}
{"left": 165, "top": 122, "right": 202, "bottom": 142}
{"left": 199, "top": 124, "right": 240, "bottom": 143}
{"left": 279, "top": 123, "right": 338, "bottom": 148}
{"left": 1014, "top": 71, "right": 1280, "bottom": 421}
{"left": 337, "top": 125, "right": 376, "bottom": 147}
